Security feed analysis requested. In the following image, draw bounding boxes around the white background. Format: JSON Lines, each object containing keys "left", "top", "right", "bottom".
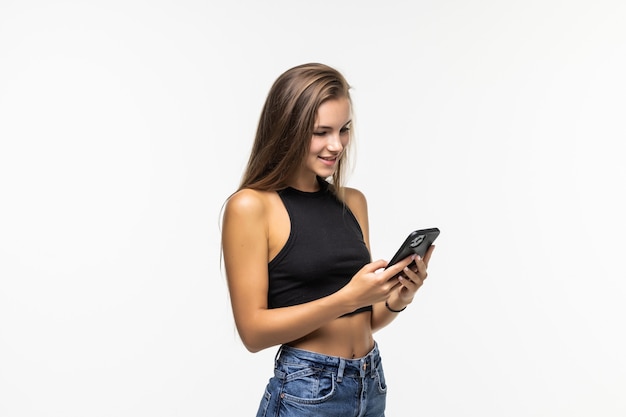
{"left": 1, "top": 1, "right": 625, "bottom": 416}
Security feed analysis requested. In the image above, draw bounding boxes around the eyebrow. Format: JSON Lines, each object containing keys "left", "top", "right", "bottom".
{"left": 314, "top": 120, "right": 352, "bottom": 130}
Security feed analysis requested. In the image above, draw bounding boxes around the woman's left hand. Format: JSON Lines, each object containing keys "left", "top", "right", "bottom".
{"left": 389, "top": 245, "right": 435, "bottom": 307}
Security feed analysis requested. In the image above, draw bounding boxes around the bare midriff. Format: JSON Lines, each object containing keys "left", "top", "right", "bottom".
{"left": 286, "top": 311, "right": 374, "bottom": 359}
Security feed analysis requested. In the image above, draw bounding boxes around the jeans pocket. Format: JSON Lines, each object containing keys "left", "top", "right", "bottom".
{"left": 281, "top": 366, "right": 337, "bottom": 404}
{"left": 374, "top": 359, "right": 388, "bottom": 394}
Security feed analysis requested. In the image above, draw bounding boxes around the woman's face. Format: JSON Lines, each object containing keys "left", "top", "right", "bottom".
{"left": 302, "top": 97, "right": 352, "bottom": 184}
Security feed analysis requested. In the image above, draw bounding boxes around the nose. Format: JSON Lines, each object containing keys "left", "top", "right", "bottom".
{"left": 326, "top": 132, "right": 343, "bottom": 152}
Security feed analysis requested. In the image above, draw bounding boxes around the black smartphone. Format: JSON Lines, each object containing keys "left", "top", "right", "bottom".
{"left": 386, "top": 228, "right": 440, "bottom": 269}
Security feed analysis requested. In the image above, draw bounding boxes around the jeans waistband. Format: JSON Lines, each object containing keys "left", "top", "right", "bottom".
{"left": 275, "top": 342, "right": 380, "bottom": 382}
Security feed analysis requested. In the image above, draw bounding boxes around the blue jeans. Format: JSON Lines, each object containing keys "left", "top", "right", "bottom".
{"left": 256, "top": 342, "right": 387, "bottom": 417}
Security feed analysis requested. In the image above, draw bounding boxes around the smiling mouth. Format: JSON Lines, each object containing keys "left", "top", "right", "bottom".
{"left": 319, "top": 156, "right": 338, "bottom": 161}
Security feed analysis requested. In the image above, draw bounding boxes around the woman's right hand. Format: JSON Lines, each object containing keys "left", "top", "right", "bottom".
{"left": 341, "top": 255, "right": 416, "bottom": 309}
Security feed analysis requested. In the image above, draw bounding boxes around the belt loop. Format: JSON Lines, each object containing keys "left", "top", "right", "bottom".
{"left": 274, "top": 345, "right": 283, "bottom": 365}
{"left": 365, "top": 349, "right": 373, "bottom": 378}
{"left": 369, "top": 346, "right": 377, "bottom": 379}
{"left": 337, "top": 358, "right": 346, "bottom": 383}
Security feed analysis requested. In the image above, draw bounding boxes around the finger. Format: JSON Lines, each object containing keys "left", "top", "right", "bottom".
{"left": 400, "top": 265, "right": 419, "bottom": 281}
{"left": 423, "top": 245, "right": 435, "bottom": 267}
{"left": 382, "top": 255, "right": 416, "bottom": 280}
{"left": 364, "top": 259, "right": 391, "bottom": 273}
{"left": 406, "top": 260, "right": 418, "bottom": 273}
{"left": 398, "top": 275, "right": 424, "bottom": 296}
{"left": 398, "top": 273, "right": 422, "bottom": 289}
{"left": 389, "top": 278, "right": 403, "bottom": 292}
{"left": 412, "top": 256, "right": 429, "bottom": 281}
{"left": 393, "top": 261, "right": 415, "bottom": 280}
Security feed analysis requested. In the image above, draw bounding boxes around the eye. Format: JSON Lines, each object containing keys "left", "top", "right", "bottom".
{"left": 313, "top": 131, "right": 327, "bottom": 136}
{"left": 340, "top": 126, "right": 351, "bottom": 134}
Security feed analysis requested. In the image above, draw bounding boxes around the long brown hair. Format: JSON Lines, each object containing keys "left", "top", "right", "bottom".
{"left": 239, "top": 63, "right": 353, "bottom": 195}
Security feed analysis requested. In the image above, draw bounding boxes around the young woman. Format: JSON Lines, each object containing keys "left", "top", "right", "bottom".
{"left": 221, "top": 63, "right": 435, "bottom": 417}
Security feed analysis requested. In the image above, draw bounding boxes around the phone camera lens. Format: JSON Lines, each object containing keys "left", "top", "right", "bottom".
{"left": 410, "top": 235, "right": 425, "bottom": 248}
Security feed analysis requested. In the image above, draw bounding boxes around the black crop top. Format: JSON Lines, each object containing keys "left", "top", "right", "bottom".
{"left": 267, "top": 178, "right": 372, "bottom": 317}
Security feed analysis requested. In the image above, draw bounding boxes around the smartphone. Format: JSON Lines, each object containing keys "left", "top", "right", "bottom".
{"left": 386, "top": 228, "right": 440, "bottom": 269}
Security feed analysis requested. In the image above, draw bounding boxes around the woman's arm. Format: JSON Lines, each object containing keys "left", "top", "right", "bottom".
{"left": 342, "top": 187, "right": 435, "bottom": 333}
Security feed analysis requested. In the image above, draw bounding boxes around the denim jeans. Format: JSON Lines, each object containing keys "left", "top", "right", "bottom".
{"left": 256, "top": 342, "right": 387, "bottom": 417}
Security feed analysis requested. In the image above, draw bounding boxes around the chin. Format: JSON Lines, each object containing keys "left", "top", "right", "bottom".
{"left": 315, "top": 169, "right": 336, "bottom": 179}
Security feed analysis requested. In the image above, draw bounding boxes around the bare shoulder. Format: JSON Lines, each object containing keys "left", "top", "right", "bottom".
{"left": 222, "top": 188, "right": 274, "bottom": 241}
{"left": 222, "top": 188, "right": 273, "bottom": 264}
{"left": 224, "top": 188, "right": 268, "bottom": 220}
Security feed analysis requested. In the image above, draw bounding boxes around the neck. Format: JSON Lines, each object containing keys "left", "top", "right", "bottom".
{"left": 287, "top": 176, "right": 321, "bottom": 192}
